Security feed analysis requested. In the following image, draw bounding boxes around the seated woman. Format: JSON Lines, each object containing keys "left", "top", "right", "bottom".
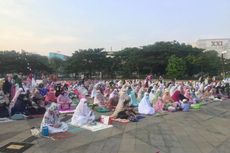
{"left": 152, "top": 89, "right": 162, "bottom": 106}
{"left": 38, "top": 84, "right": 48, "bottom": 97}
{"left": 162, "top": 89, "right": 174, "bottom": 103}
{"left": 45, "top": 88, "right": 57, "bottom": 104}
{"left": 54, "top": 83, "right": 62, "bottom": 97}
{"left": 57, "top": 90, "right": 72, "bottom": 110}
{"left": 74, "top": 84, "right": 89, "bottom": 97}
{"left": 103, "top": 84, "right": 111, "bottom": 98}
{"left": 190, "top": 88, "right": 200, "bottom": 103}
{"left": 40, "top": 103, "right": 68, "bottom": 134}
{"left": 9, "top": 79, "right": 33, "bottom": 116}
{"left": 71, "top": 98, "right": 95, "bottom": 126}
{"left": 138, "top": 92, "right": 155, "bottom": 115}
{"left": 30, "top": 88, "right": 46, "bottom": 114}
{"left": 2, "top": 76, "right": 12, "bottom": 101}
{"left": 128, "top": 88, "right": 139, "bottom": 107}
{"left": 137, "top": 86, "right": 144, "bottom": 101}
{"left": 93, "top": 87, "right": 105, "bottom": 108}
{"left": 171, "top": 87, "right": 188, "bottom": 102}
{"left": 106, "top": 89, "right": 119, "bottom": 109}
{"left": 154, "top": 97, "right": 164, "bottom": 113}
{"left": 0, "top": 86, "right": 10, "bottom": 117}
{"left": 184, "top": 88, "right": 195, "bottom": 103}
{"left": 110, "top": 90, "right": 136, "bottom": 121}
{"left": 162, "top": 89, "right": 178, "bottom": 111}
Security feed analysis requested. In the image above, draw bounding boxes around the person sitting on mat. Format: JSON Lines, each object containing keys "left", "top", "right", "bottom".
{"left": 128, "top": 88, "right": 139, "bottom": 107}
{"left": 9, "top": 77, "right": 34, "bottom": 116}
{"left": 111, "top": 88, "right": 137, "bottom": 121}
{"left": 93, "top": 86, "right": 105, "bottom": 108}
{"left": 57, "top": 89, "right": 72, "bottom": 110}
{"left": 71, "top": 98, "right": 95, "bottom": 126}
{"left": 138, "top": 92, "right": 155, "bottom": 115}
{"left": 45, "top": 87, "right": 57, "bottom": 104}
{"left": 40, "top": 103, "right": 68, "bottom": 134}
{"left": 106, "top": 89, "right": 119, "bottom": 110}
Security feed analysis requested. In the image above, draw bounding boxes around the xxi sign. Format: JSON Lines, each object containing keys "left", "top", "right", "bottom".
{"left": 211, "top": 41, "right": 223, "bottom": 46}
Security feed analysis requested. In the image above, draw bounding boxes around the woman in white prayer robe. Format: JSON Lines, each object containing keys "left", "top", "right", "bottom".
{"left": 71, "top": 98, "right": 95, "bottom": 126}
{"left": 138, "top": 92, "right": 155, "bottom": 115}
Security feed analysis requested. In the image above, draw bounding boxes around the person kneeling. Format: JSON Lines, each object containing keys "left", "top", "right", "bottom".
{"left": 111, "top": 94, "right": 137, "bottom": 122}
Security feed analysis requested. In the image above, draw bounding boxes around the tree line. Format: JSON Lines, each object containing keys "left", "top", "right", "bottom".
{"left": 0, "top": 41, "right": 229, "bottom": 79}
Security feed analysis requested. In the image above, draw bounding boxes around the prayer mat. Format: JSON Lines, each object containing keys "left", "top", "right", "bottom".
{"left": 0, "top": 142, "right": 33, "bottom": 153}
{"left": 81, "top": 122, "right": 113, "bottom": 132}
{"left": 95, "top": 107, "right": 110, "bottom": 113}
{"left": 10, "top": 114, "right": 26, "bottom": 120}
{"left": 49, "top": 132, "right": 75, "bottom": 140}
{"left": 0, "top": 118, "right": 14, "bottom": 123}
{"left": 67, "top": 124, "right": 84, "bottom": 133}
{"left": 191, "top": 103, "right": 202, "bottom": 110}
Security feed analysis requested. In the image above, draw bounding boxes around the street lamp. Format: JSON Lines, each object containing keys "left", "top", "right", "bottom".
{"left": 221, "top": 51, "right": 227, "bottom": 79}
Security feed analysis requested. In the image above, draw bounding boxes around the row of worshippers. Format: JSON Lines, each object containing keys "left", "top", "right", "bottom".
{"left": 0, "top": 74, "right": 78, "bottom": 118}
{"left": 0, "top": 74, "right": 227, "bottom": 133}
{"left": 39, "top": 78, "right": 227, "bottom": 134}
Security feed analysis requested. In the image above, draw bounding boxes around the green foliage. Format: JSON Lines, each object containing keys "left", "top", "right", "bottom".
{"left": 66, "top": 48, "right": 109, "bottom": 78}
{"left": 49, "top": 57, "right": 65, "bottom": 74}
{"left": 0, "top": 51, "right": 51, "bottom": 75}
{"left": 199, "top": 51, "right": 221, "bottom": 75}
{"left": 0, "top": 41, "right": 224, "bottom": 78}
{"left": 166, "top": 55, "right": 186, "bottom": 79}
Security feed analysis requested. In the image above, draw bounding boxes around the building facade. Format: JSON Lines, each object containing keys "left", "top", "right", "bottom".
{"left": 196, "top": 38, "right": 230, "bottom": 59}
{"left": 48, "top": 52, "right": 68, "bottom": 60}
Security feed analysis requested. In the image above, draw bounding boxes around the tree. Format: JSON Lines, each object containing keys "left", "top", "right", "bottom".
{"left": 196, "top": 50, "right": 221, "bottom": 76}
{"left": 66, "top": 48, "right": 108, "bottom": 78}
{"left": 49, "top": 57, "right": 65, "bottom": 74}
{"left": 0, "top": 51, "right": 51, "bottom": 76}
{"left": 166, "top": 55, "right": 186, "bottom": 79}
{"left": 0, "top": 41, "right": 223, "bottom": 79}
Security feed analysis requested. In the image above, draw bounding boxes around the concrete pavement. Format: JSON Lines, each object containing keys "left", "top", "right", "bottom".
{"left": 0, "top": 100, "right": 230, "bottom": 153}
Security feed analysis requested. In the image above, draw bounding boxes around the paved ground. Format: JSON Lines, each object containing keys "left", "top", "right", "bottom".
{"left": 1, "top": 100, "right": 230, "bottom": 153}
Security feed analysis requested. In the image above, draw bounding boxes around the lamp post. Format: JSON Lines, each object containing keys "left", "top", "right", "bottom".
{"left": 221, "top": 51, "right": 227, "bottom": 79}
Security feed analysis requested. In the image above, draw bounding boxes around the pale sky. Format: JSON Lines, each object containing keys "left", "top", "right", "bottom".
{"left": 0, "top": 0, "right": 230, "bottom": 56}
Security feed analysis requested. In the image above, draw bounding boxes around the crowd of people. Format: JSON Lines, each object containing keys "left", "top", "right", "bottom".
{"left": 0, "top": 74, "right": 229, "bottom": 134}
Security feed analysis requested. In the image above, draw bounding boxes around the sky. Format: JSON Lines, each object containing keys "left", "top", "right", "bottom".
{"left": 0, "top": 0, "right": 230, "bottom": 56}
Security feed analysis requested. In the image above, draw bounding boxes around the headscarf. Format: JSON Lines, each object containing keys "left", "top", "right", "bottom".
{"left": 129, "top": 90, "right": 139, "bottom": 106}
{"left": 109, "top": 89, "right": 119, "bottom": 100}
{"left": 72, "top": 98, "right": 92, "bottom": 117}
{"left": 111, "top": 91, "right": 130, "bottom": 118}
{"left": 138, "top": 92, "right": 155, "bottom": 115}
{"left": 93, "top": 89, "right": 105, "bottom": 107}
{"left": 42, "top": 103, "right": 60, "bottom": 126}
{"left": 152, "top": 89, "right": 162, "bottom": 105}
{"left": 149, "top": 88, "right": 155, "bottom": 102}
{"left": 184, "top": 88, "right": 192, "bottom": 101}
{"left": 162, "top": 89, "right": 173, "bottom": 103}
{"left": 154, "top": 97, "right": 164, "bottom": 113}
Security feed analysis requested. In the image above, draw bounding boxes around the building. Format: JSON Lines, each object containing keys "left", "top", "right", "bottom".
{"left": 196, "top": 38, "right": 230, "bottom": 59}
{"left": 48, "top": 52, "right": 68, "bottom": 60}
